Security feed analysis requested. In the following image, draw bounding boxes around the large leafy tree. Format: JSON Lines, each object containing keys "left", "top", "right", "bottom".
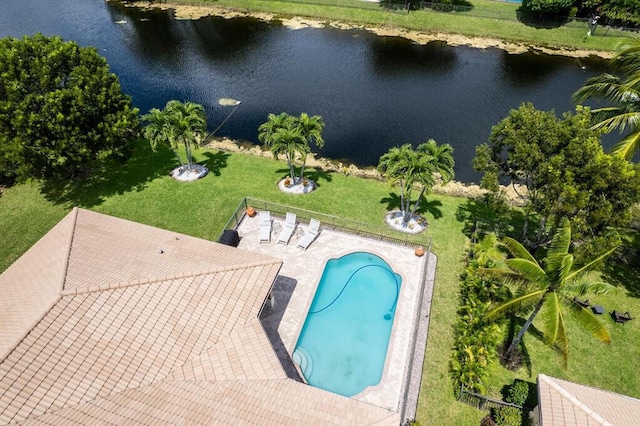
{"left": 474, "top": 103, "right": 640, "bottom": 245}
{"left": 258, "top": 112, "right": 325, "bottom": 184}
{"left": 378, "top": 140, "right": 455, "bottom": 224}
{"left": 142, "top": 100, "right": 206, "bottom": 171}
{"left": 484, "top": 218, "right": 616, "bottom": 366}
{"left": 0, "top": 34, "right": 139, "bottom": 182}
{"left": 573, "top": 39, "right": 640, "bottom": 160}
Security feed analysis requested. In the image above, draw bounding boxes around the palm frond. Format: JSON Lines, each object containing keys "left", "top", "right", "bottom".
{"left": 505, "top": 258, "right": 547, "bottom": 285}
{"left": 502, "top": 236, "right": 538, "bottom": 265}
{"left": 591, "top": 111, "right": 640, "bottom": 135}
{"left": 555, "top": 308, "right": 569, "bottom": 368}
{"left": 610, "top": 131, "right": 640, "bottom": 160}
{"left": 548, "top": 218, "right": 571, "bottom": 258}
{"left": 539, "top": 292, "right": 560, "bottom": 346}
{"left": 562, "top": 281, "right": 614, "bottom": 297}
{"left": 486, "top": 290, "right": 546, "bottom": 320}
{"left": 566, "top": 245, "right": 619, "bottom": 282}
{"left": 565, "top": 299, "right": 611, "bottom": 344}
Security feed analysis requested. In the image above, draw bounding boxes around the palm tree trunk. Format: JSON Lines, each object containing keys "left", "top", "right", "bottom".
{"left": 285, "top": 154, "right": 296, "bottom": 182}
{"left": 506, "top": 293, "right": 547, "bottom": 360}
{"left": 410, "top": 187, "right": 426, "bottom": 218}
{"left": 184, "top": 141, "right": 193, "bottom": 170}
{"left": 299, "top": 155, "right": 307, "bottom": 183}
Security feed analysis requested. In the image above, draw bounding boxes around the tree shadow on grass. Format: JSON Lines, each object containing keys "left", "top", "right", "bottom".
{"left": 200, "top": 150, "right": 230, "bottom": 177}
{"left": 39, "top": 139, "right": 175, "bottom": 208}
{"left": 602, "top": 259, "right": 640, "bottom": 298}
{"left": 456, "top": 197, "right": 527, "bottom": 240}
{"left": 379, "top": 192, "right": 443, "bottom": 219}
{"left": 303, "top": 167, "right": 332, "bottom": 187}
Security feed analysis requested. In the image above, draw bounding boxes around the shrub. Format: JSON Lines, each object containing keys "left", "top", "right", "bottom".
{"left": 494, "top": 406, "right": 522, "bottom": 426}
{"left": 506, "top": 380, "right": 530, "bottom": 406}
{"left": 450, "top": 234, "right": 510, "bottom": 393}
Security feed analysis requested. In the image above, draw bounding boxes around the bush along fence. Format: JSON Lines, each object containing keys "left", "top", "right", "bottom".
{"left": 449, "top": 234, "right": 507, "bottom": 396}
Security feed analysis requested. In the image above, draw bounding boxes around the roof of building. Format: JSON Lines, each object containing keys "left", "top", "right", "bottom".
{"left": 0, "top": 208, "right": 399, "bottom": 425}
{"left": 538, "top": 374, "right": 640, "bottom": 426}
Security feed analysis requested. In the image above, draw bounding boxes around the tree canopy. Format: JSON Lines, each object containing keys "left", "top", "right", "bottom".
{"left": 142, "top": 100, "right": 207, "bottom": 171}
{"left": 0, "top": 34, "right": 139, "bottom": 183}
{"left": 573, "top": 39, "right": 640, "bottom": 160}
{"left": 483, "top": 218, "right": 615, "bottom": 366}
{"left": 522, "top": 0, "right": 572, "bottom": 15}
{"left": 378, "top": 140, "right": 455, "bottom": 224}
{"left": 474, "top": 103, "right": 640, "bottom": 244}
{"left": 258, "top": 112, "right": 325, "bottom": 184}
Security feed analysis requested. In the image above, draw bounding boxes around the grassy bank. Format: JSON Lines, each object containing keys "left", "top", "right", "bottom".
{"left": 156, "top": 0, "right": 630, "bottom": 53}
{"left": 1, "top": 143, "right": 639, "bottom": 424}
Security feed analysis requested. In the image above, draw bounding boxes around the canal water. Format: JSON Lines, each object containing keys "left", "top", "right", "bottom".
{"left": 0, "top": 0, "right": 609, "bottom": 183}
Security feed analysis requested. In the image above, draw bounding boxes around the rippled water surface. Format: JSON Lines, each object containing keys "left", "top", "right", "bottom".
{"left": 0, "top": 0, "right": 609, "bottom": 182}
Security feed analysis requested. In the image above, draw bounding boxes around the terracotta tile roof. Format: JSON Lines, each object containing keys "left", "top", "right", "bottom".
{"left": 0, "top": 209, "right": 76, "bottom": 360}
{"left": 0, "top": 208, "right": 400, "bottom": 425}
{"left": 538, "top": 374, "right": 640, "bottom": 426}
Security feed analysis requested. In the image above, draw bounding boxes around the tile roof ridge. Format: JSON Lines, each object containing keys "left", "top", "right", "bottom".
{"left": 61, "top": 258, "right": 282, "bottom": 296}
{"left": 59, "top": 207, "right": 79, "bottom": 292}
{"left": 539, "top": 374, "right": 613, "bottom": 426}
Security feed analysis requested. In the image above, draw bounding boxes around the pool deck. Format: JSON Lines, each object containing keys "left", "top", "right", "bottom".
{"left": 236, "top": 212, "right": 436, "bottom": 414}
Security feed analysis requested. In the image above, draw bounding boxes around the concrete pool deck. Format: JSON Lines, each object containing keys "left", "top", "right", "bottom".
{"left": 236, "top": 212, "right": 437, "bottom": 414}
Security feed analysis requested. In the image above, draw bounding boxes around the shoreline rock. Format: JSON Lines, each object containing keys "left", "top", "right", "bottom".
{"left": 206, "top": 137, "right": 526, "bottom": 205}
{"left": 126, "top": 1, "right": 614, "bottom": 59}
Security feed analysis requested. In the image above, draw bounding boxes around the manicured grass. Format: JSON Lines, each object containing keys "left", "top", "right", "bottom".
{"left": 1, "top": 144, "right": 639, "bottom": 424}
{"left": 170, "top": 0, "right": 628, "bottom": 52}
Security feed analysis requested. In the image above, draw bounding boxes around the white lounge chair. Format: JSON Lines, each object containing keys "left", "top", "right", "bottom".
{"left": 259, "top": 211, "right": 271, "bottom": 243}
{"left": 276, "top": 212, "right": 297, "bottom": 245}
{"left": 297, "top": 218, "right": 321, "bottom": 251}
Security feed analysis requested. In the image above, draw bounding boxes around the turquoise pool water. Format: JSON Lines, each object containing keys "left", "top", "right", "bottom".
{"left": 293, "top": 252, "right": 402, "bottom": 397}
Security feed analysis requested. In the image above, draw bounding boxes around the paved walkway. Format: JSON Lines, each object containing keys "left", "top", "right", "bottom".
{"left": 236, "top": 212, "right": 436, "bottom": 414}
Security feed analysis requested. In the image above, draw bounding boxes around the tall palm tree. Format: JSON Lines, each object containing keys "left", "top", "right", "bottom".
{"left": 378, "top": 144, "right": 416, "bottom": 223}
{"left": 484, "top": 218, "right": 616, "bottom": 366}
{"left": 296, "top": 113, "right": 325, "bottom": 181}
{"left": 378, "top": 140, "right": 455, "bottom": 224}
{"left": 409, "top": 139, "right": 455, "bottom": 218}
{"left": 142, "top": 100, "right": 206, "bottom": 171}
{"left": 573, "top": 40, "right": 640, "bottom": 160}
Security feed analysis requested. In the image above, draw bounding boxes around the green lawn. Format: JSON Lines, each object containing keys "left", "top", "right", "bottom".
{"left": 166, "top": 0, "right": 629, "bottom": 52}
{"left": 1, "top": 143, "right": 639, "bottom": 424}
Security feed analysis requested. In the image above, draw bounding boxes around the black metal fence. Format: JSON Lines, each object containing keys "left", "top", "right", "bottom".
{"left": 219, "top": 197, "right": 431, "bottom": 248}
{"left": 458, "top": 385, "right": 531, "bottom": 412}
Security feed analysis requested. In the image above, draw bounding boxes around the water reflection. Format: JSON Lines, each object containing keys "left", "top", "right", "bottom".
{"left": 368, "top": 37, "right": 458, "bottom": 75}
{"left": 1, "top": 0, "right": 612, "bottom": 183}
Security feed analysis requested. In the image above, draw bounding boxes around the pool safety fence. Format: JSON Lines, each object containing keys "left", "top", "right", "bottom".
{"left": 399, "top": 238, "right": 432, "bottom": 424}
{"left": 220, "top": 197, "right": 431, "bottom": 249}
{"left": 458, "top": 385, "right": 532, "bottom": 413}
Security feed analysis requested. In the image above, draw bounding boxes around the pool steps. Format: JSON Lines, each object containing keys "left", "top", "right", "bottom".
{"left": 292, "top": 347, "right": 313, "bottom": 380}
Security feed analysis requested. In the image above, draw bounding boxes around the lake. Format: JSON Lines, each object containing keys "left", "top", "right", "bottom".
{"left": 0, "top": 0, "right": 610, "bottom": 183}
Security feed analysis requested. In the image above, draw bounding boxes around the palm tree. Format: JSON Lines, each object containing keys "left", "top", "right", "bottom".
{"left": 378, "top": 140, "right": 455, "bottom": 224}
{"left": 142, "top": 100, "right": 207, "bottom": 171}
{"left": 296, "top": 113, "right": 325, "bottom": 182}
{"left": 378, "top": 144, "right": 416, "bottom": 223}
{"left": 484, "top": 218, "right": 616, "bottom": 366}
{"left": 409, "top": 140, "right": 455, "bottom": 218}
{"left": 258, "top": 112, "right": 325, "bottom": 184}
{"left": 573, "top": 40, "right": 640, "bottom": 160}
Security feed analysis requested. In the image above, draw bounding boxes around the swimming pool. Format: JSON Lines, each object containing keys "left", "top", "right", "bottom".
{"left": 292, "top": 252, "right": 402, "bottom": 397}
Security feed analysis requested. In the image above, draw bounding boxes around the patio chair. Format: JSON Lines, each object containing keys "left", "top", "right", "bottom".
{"left": 297, "top": 218, "right": 321, "bottom": 251}
{"left": 612, "top": 310, "right": 633, "bottom": 324}
{"left": 276, "top": 212, "right": 297, "bottom": 245}
{"left": 573, "top": 297, "right": 591, "bottom": 308}
{"left": 259, "top": 211, "right": 271, "bottom": 243}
